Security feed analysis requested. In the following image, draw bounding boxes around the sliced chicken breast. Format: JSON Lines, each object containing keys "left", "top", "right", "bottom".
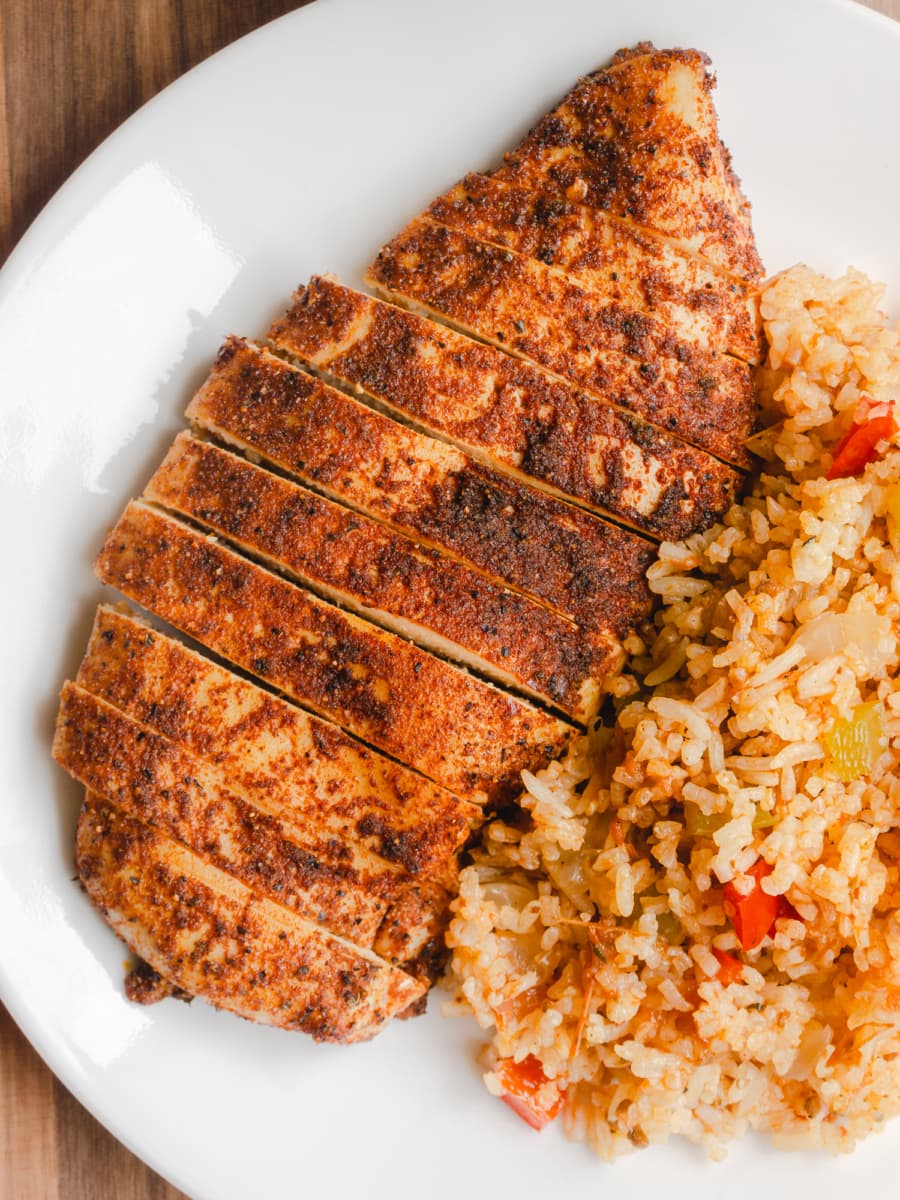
{"left": 427, "top": 173, "right": 762, "bottom": 363}
{"left": 145, "top": 433, "right": 616, "bottom": 722}
{"left": 187, "top": 338, "right": 654, "bottom": 635}
{"left": 270, "top": 278, "right": 743, "bottom": 530}
{"left": 94, "top": 502, "right": 574, "bottom": 803}
{"left": 76, "top": 796, "right": 426, "bottom": 1041}
{"left": 367, "top": 218, "right": 753, "bottom": 467}
{"left": 57, "top": 683, "right": 453, "bottom": 964}
{"left": 78, "top": 606, "right": 475, "bottom": 884}
{"left": 58, "top": 40, "right": 766, "bottom": 1045}
{"left": 495, "top": 47, "right": 762, "bottom": 280}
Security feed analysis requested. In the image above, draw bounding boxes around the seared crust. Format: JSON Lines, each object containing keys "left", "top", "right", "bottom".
{"left": 272, "top": 279, "right": 742, "bottom": 533}
{"left": 77, "top": 607, "right": 474, "bottom": 883}
{"left": 428, "top": 173, "right": 762, "bottom": 364}
{"left": 368, "top": 218, "right": 753, "bottom": 468}
{"left": 76, "top": 797, "right": 426, "bottom": 1041}
{"left": 188, "top": 338, "right": 654, "bottom": 635}
{"left": 59, "top": 41, "right": 765, "bottom": 1042}
{"left": 145, "top": 433, "right": 616, "bottom": 722}
{"left": 94, "top": 502, "right": 573, "bottom": 803}
{"left": 496, "top": 48, "right": 763, "bottom": 280}
{"left": 57, "top": 683, "right": 454, "bottom": 954}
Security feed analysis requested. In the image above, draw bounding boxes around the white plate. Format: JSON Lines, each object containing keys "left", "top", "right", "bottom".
{"left": 2, "top": 0, "right": 899, "bottom": 1195}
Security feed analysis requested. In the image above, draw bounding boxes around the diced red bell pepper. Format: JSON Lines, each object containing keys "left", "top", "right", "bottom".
{"left": 827, "top": 403, "right": 896, "bottom": 480}
{"left": 495, "top": 1055, "right": 565, "bottom": 1131}
{"left": 722, "top": 860, "right": 780, "bottom": 951}
{"left": 712, "top": 947, "right": 744, "bottom": 985}
{"left": 777, "top": 895, "right": 802, "bottom": 923}
{"left": 610, "top": 815, "right": 626, "bottom": 846}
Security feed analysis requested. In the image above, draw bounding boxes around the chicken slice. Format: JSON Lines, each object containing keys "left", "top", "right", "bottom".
{"left": 187, "top": 338, "right": 654, "bottom": 636}
{"left": 56, "top": 683, "right": 454, "bottom": 966}
{"left": 146, "top": 433, "right": 616, "bottom": 722}
{"left": 94, "top": 502, "right": 573, "bottom": 804}
{"left": 427, "top": 173, "right": 762, "bottom": 364}
{"left": 269, "top": 279, "right": 742, "bottom": 529}
{"left": 495, "top": 47, "right": 762, "bottom": 280}
{"left": 77, "top": 606, "right": 475, "bottom": 884}
{"left": 367, "top": 218, "right": 753, "bottom": 468}
{"left": 75, "top": 796, "right": 426, "bottom": 1041}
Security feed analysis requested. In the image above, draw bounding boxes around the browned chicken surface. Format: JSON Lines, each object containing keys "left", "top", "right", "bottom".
{"left": 426, "top": 173, "right": 762, "bottom": 363}
{"left": 145, "top": 433, "right": 618, "bottom": 721}
{"left": 495, "top": 46, "right": 762, "bottom": 280}
{"left": 188, "top": 338, "right": 655, "bottom": 634}
{"left": 57, "top": 683, "right": 455, "bottom": 963}
{"left": 270, "top": 278, "right": 743, "bottom": 531}
{"left": 367, "top": 218, "right": 754, "bottom": 467}
{"left": 76, "top": 797, "right": 426, "bottom": 1040}
{"left": 55, "top": 42, "right": 764, "bottom": 1042}
{"left": 78, "top": 607, "right": 475, "bottom": 883}
{"left": 95, "top": 502, "right": 574, "bottom": 804}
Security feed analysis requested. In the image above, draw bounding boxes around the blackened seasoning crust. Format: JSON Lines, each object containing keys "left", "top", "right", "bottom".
{"left": 145, "top": 433, "right": 618, "bottom": 722}
{"left": 75, "top": 797, "right": 425, "bottom": 1042}
{"left": 367, "top": 220, "right": 753, "bottom": 468}
{"left": 77, "top": 606, "right": 474, "bottom": 883}
{"left": 273, "top": 278, "right": 744, "bottom": 527}
{"left": 495, "top": 47, "right": 763, "bottom": 281}
{"left": 94, "top": 502, "right": 573, "bottom": 805}
{"left": 426, "top": 173, "right": 762, "bottom": 364}
{"left": 189, "top": 336, "right": 656, "bottom": 633}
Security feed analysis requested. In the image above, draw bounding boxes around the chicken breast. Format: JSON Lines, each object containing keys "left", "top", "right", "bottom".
{"left": 187, "top": 338, "right": 654, "bottom": 635}
{"left": 269, "top": 278, "right": 742, "bottom": 531}
{"left": 495, "top": 47, "right": 762, "bottom": 281}
{"left": 78, "top": 606, "right": 475, "bottom": 884}
{"left": 426, "top": 173, "right": 762, "bottom": 363}
{"left": 94, "top": 502, "right": 574, "bottom": 803}
{"left": 55, "top": 41, "right": 768, "bottom": 1044}
{"left": 75, "top": 796, "right": 426, "bottom": 1041}
{"left": 57, "top": 683, "right": 453, "bottom": 964}
{"left": 145, "top": 433, "right": 617, "bottom": 722}
{"left": 367, "top": 218, "right": 753, "bottom": 467}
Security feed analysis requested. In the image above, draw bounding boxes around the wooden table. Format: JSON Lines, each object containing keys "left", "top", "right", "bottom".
{"left": 1, "top": 0, "right": 897, "bottom": 1196}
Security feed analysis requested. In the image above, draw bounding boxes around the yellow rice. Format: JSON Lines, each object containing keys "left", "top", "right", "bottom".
{"left": 446, "top": 264, "right": 900, "bottom": 1158}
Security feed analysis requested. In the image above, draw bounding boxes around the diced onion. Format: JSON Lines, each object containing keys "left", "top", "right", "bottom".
{"left": 789, "top": 609, "right": 890, "bottom": 672}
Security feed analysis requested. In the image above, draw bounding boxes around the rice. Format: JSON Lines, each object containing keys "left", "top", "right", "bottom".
{"left": 446, "top": 265, "right": 900, "bottom": 1158}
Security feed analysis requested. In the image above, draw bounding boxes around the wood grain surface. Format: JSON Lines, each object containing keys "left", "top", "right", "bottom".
{"left": 0, "top": 1, "right": 897, "bottom": 1197}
